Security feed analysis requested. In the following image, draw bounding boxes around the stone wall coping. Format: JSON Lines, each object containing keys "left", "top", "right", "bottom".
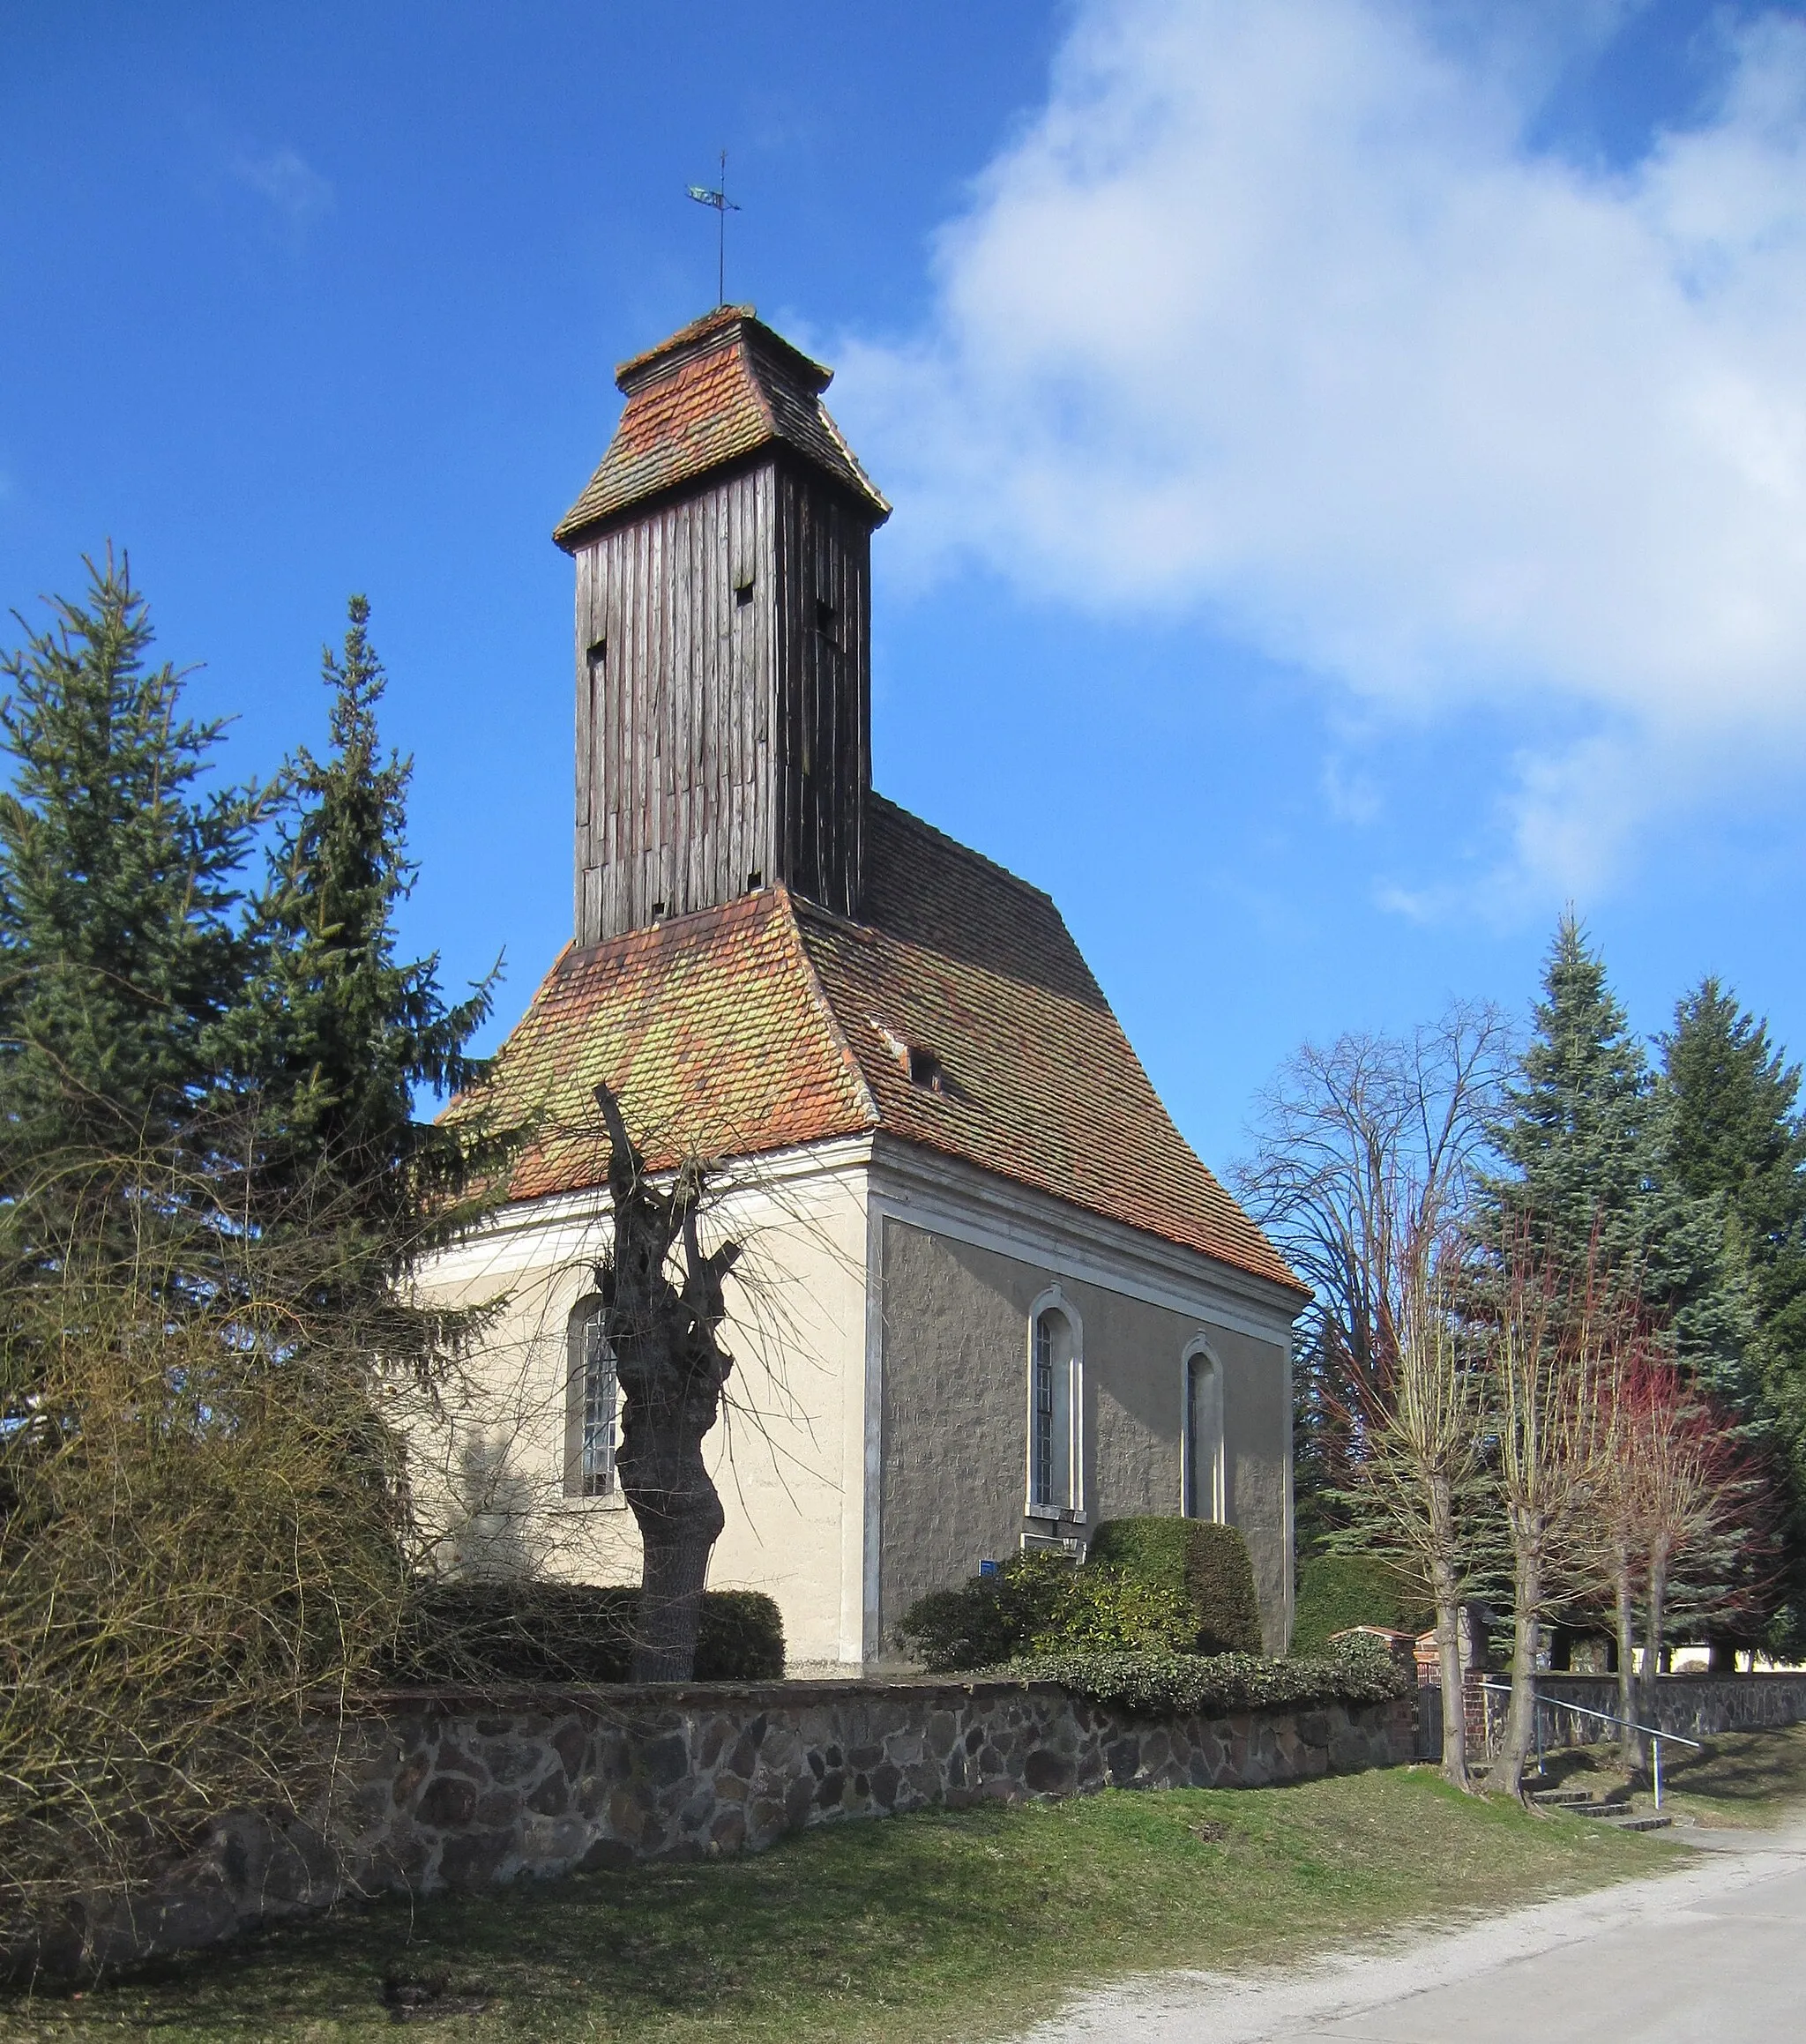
{"left": 339, "top": 1674, "right": 1086, "bottom": 1717}
{"left": 340, "top": 1670, "right": 1416, "bottom": 1718}
{"left": 1534, "top": 1671, "right": 1806, "bottom": 1686}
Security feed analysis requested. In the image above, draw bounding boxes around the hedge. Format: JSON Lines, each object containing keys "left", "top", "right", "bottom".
{"left": 896, "top": 1552, "right": 1196, "bottom": 1672}
{"left": 1087, "top": 1518, "right": 1264, "bottom": 1655}
{"left": 1291, "top": 1552, "right": 1431, "bottom": 1656}
{"left": 1000, "top": 1630, "right": 1409, "bottom": 1717}
{"left": 387, "top": 1581, "right": 785, "bottom": 1686}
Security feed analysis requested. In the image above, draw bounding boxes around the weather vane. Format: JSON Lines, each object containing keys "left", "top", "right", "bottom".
{"left": 687, "top": 150, "right": 742, "bottom": 309}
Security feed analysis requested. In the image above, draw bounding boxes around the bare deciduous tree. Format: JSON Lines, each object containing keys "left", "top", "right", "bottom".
{"left": 1356, "top": 1222, "right": 1490, "bottom": 1788}
{"left": 1239, "top": 1004, "right": 1511, "bottom": 1496}
{"left": 1599, "top": 1347, "right": 1765, "bottom": 1771}
{"left": 1484, "top": 1229, "right": 1609, "bottom": 1798}
{"left": 1239, "top": 1003, "right": 1510, "bottom": 1789}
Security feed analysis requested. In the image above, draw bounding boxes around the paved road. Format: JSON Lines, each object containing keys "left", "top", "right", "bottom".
{"left": 1026, "top": 1822, "right": 1806, "bottom": 2043}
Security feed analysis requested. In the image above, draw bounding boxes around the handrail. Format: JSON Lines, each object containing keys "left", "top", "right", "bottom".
{"left": 1478, "top": 1679, "right": 1702, "bottom": 1809}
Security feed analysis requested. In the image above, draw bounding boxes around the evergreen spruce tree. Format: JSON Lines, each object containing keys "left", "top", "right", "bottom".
{"left": 1490, "top": 913, "right": 1650, "bottom": 1256}
{"left": 1489, "top": 914, "right": 1750, "bottom": 1399}
{"left": 230, "top": 596, "right": 502, "bottom": 1370}
{"left": 1661, "top": 981, "right": 1806, "bottom": 1649}
{"left": 0, "top": 555, "right": 262, "bottom": 1284}
{"left": 1662, "top": 980, "right": 1806, "bottom": 1339}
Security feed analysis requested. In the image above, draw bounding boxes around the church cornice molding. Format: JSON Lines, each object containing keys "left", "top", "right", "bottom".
{"left": 866, "top": 1134, "right": 1305, "bottom": 1347}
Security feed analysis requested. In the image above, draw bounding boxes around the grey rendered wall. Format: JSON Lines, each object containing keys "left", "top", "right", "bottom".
{"left": 877, "top": 1219, "right": 1293, "bottom": 1652}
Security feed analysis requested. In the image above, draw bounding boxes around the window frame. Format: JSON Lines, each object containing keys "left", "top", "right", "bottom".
{"left": 563, "top": 1295, "right": 622, "bottom": 1502}
{"left": 1025, "top": 1289, "right": 1083, "bottom": 1521}
{"left": 1181, "top": 1334, "right": 1225, "bottom": 1523}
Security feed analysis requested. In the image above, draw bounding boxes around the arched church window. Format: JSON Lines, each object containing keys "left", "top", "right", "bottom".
{"left": 1183, "top": 1342, "right": 1224, "bottom": 1522}
{"left": 564, "top": 1297, "right": 618, "bottom": 1498}
{"left": 1029, "top": 1305, "right": 1079, "bottom": 1514}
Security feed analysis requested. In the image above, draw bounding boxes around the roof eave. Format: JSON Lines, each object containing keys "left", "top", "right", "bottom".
{"left": 554, "top": 440, "right": 892, "bottom": 554}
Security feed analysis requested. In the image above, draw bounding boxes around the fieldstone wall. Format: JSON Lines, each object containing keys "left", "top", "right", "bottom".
{"left": 39, "top": 1676, "right": 1414, "bottom": 1973}
{"left": 1526, "top": 1672, "right": 1806, "bottom": 1745}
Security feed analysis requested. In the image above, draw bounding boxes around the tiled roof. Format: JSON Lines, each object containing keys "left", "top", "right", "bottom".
{"left": 553, "top": 306, "right": 891, "bottom": 550}
{"left": 476, "top": 798, "right": 1302, "bottom": 1296}
{"left": 481, "top": 890, "right": 873, "bottom": 1203}
{"left": 800, "top": 801, "right": 1301, "bottom": 1289}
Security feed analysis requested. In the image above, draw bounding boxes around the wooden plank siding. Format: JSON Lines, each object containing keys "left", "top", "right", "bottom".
{"left": 572, "top": 456, "right": 873, "bottom": 947}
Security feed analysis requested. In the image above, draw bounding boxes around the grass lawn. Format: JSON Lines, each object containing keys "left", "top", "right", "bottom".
{"left": 0, "top": 1764, "right": 1683, "bottom": 2044}
{"left": 1533, "top": 1722, "right": 1806, "bottom": 1830}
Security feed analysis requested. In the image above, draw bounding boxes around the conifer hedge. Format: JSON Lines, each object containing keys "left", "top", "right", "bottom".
{"left": 1005, "top": 1630, "right": 1408, "bottom": 1717}
{"left": 1087, "top": 1518, "right": 1265, "bottom": 1655}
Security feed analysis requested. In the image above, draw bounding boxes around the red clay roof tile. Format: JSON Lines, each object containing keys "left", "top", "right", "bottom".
{"left": 553, "top": 306, "right": 889, "bottom": 549}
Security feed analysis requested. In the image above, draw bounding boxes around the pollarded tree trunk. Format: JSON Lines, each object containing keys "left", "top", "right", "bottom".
{"left": 1427, "top": 1476, "right": 1472, "bottom": 1791}
{"left": 1614, "top": 1542, "right": 1645, "bottom": 1772}
{"left": 593, "top": 1081, "right": 741, "bottom": 1685}
{"left": 617, "top": 1333, "right": 730, "bottom": 1682}
{"left": 1498, "top": 1519, "right": 1545, "bottom": 1799}
{"left": 1630, "top": 1544, "right": 1670, "bottom": 1782}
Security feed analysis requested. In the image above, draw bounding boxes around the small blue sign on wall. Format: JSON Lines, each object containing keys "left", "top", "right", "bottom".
{"left": 978, "top": 1558, "right": 998, "bottom": 1578}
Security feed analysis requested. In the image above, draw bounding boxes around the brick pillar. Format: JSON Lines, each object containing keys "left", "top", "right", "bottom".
{"left": 1464, "top": 1667, "right": 1493, "bottom": 1756}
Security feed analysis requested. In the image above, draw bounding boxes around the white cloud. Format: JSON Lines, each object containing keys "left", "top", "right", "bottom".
{"left": 233, "top": 145, "right": 333, "bottom": 228}
{"left": 834, "top": 0, "right": 1806, "bottom": 905}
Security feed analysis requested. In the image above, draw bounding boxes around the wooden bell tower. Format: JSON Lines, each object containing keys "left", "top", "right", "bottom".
{"left": 555, "top": 307, "right": 891, "bottom": 947}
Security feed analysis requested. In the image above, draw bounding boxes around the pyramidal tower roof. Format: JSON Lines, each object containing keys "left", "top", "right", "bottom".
{"left": 553, "top": 304, "right": 892, "bottom": 550}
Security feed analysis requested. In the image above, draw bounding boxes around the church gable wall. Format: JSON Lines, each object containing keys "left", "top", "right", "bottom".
{"left": 876, "top": 1217, "right": 1293, "bottom": 1654}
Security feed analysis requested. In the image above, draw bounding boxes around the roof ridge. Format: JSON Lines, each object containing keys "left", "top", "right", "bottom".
{"left": 738, "top": 330, "right": 785, "bottom": 444}
{"left": 557, "top": 889, "right": 769, "bottom": 970}
{"left": 769, "top": 884, "right": 883, "bottom": 1130}
{"left": 866, "top": 791, "right": 1058, "bottom": 910}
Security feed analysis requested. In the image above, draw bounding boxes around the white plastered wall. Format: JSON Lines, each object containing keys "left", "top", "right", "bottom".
{"left": 407, "top": 1137, "right": 877, "bottom": 1667}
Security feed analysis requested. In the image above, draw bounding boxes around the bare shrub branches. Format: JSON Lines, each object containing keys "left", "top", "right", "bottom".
{"left": 0, "top": 1129, "right": 422, "bottom": 1951}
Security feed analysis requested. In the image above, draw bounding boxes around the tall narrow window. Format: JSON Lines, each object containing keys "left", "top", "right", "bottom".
{"left": 1030, "top": 1306, "right": 1077, "bottom": 1513}
{"left": 565, "top": 1298, "right": 618, "bottom": 1498}
{"left": 1183, "top": 1346, "right": 1223, "bottom": 1522}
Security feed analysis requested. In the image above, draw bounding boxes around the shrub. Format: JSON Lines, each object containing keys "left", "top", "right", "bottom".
{"left": 1028, "top": 1566, "right": 1196, "bottom": 1656}
{"left": 897, "top": 1555, "right": 1079, "bottom": 1673}
{"left": 1, "top": 1227, "right": 413, "bottom": 1953}
{"left": 695, "top": 1591, "right": 787, "bottom": 1682}
{"left": 897, "top": 1553, "right": 1193, "bottom": 1672}
{"left": 1004, "top": 1630, "right": 1409, "bottom": 1718}
{"left": 390, "top": 1582, "right": 785, "bottom": 1686}
{"left": 1292, "top": 1552, "right": 1431, "bottom": 1655}
{"left": 1087, "top": 1518, "right": 1265, "bottom": 1655}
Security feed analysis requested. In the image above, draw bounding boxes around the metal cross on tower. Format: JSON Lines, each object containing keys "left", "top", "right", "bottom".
{"left": 686, "top": 151, "right": 742, "bottom": 308}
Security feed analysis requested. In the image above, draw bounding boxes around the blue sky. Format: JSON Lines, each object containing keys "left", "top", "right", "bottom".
{"left": 4, "top": 1, "right": 1803, "bottom": 1168}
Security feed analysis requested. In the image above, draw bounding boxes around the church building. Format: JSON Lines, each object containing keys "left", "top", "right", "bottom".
{"left": 419, "top": 306, "right": 1308, "bottom": 1667}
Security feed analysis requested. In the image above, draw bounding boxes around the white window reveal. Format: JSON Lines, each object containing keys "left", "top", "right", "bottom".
{"left": 1183, "top": 1339, "right": 1225, "bottom": 1523}
{"left": 1027, "top": 1297, "right": 1081, "bottom": 1518}
{"left": 564, "top": 1297, "right": 619, "bottom": 1498}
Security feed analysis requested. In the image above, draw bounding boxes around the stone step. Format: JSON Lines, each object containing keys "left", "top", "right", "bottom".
{"left": 1605, "top": 1813, "right": 1673, "bottom": 1832}
{"left": 1530, "top": 1789, "right": 1599, "bottom": 1805}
